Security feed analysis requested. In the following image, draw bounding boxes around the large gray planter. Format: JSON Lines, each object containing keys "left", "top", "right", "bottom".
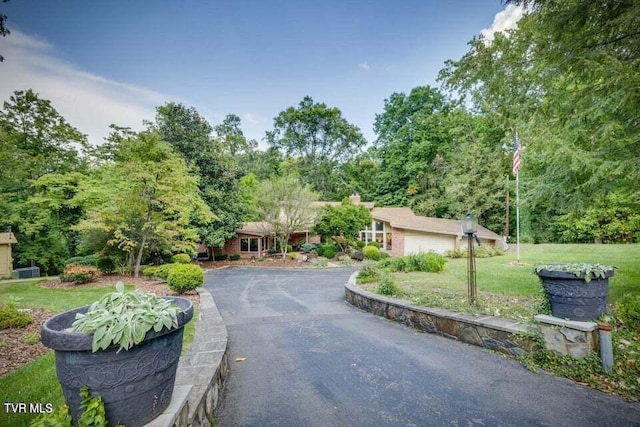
{"left": 536, "top": 269, "right": 613, "bottom": 321}
{"left": 41, "top": 297, "right": 193, "bottom": 427}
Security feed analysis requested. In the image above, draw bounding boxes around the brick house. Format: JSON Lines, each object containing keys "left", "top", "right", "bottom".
{"left": 212, "top": 195, "right": 502, "bottom": 259}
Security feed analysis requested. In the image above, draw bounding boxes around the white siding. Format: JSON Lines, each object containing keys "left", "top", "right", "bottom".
{"left": 403, "top": 232, "right": 455, "bottom": 255}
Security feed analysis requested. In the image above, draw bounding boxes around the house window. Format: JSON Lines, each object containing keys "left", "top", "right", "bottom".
{"left": 359, "top": 222, "right": 386, "bottom": 245}
{"left": 240, "top": 237, "right": 259, "bottom": 252}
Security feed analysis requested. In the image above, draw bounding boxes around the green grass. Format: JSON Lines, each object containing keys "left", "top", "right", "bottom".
{"left": 0, "top": 280, "right": 199, "bottom": 427}
{"left": 358, "top": 243, "right": 639, "bottom": 323}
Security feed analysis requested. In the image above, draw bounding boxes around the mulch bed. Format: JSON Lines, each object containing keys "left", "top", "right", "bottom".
{"left": 1, "top": 275, "right": 199, "bottom": 377}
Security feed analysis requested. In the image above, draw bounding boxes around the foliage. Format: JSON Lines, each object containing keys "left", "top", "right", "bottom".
{"left": 71, "top": 282, "right": 182, "bottom": 352}
{"left": 617, "top": 294, "right": 640, "bottom": 333}
{"left": 214, "top": 254, "right": 228, "bottom": 261}
{"left": 439, "top": 1, "right": 640, "bottom": 242}
{"left": 300, "top": 243, "right": 317, "bottom": 253}
{"left": 60, "top": 265, "right": 99, "bottom": 285}
{"left": 64, "top": 255, "right": 98, "bottom": 267}
{"left": 167, "top": 264, "right": 204, "bottom": 294}
{"left": 533, "top": 263, "right": 614, "bottom": 283}
{"left": 321, "top": 246, "right": 337, "bottom": 259}
{"left": 390, "top": 252, "right": 447, "bottom": 273}
{"left": 314, "top": 257, "right": 328, "bottom": 268}
{"left": 229, "top": 253, "right": 241, "bottom": 261}
{"left": 0, "top": 90, "right": 89, "bottom": 274}
{"left": 252, "top": 174, "right": 319, "bottom": 259}
{"left": 356, "top": 265, "right": 380, "bottom": 284}
{"left": 77, "top": 386, "right": 108, "bottom": 427}
{"left": 367, "top": 241, "right": 381, "bottom": 249}
{"left": 266, "top": 96, "right": 367, "bottom": 198}
{"left": 172, "top": 253, "right": 191, "bottom": 264}
{"left": 355, "top": 240, "right": 366, "bottom": 249}
{"left": 288, "top": 252, "right": 298, "bottom": 260}
{"left": 96, "top": 257, "right": 116, "bottom": 275}
{"left": 362, "top": 245, "right": 381, "bottom": 261}
{"left": 474, "top": 245, "right": 504, "bottom": 258}
{"left": 376, "top": 276, "right": 400, "bottom": 297}
{"left": 314, "top": 199, "right": 372, "bottom": 244}
{"left": 151, "top": 103, "right": 245, "bottom": 250}
{"left": 30, "top": 404, "right": 72, "bottom": 427}
{"left": 338, "top": 255, "right": 352, "bottom": 267}
{"left": 0, "top": 304, "right": 33, "bottom": 329}
{"left": 76, "top": 131, "right": 213, "bottom": 277}
{"left": 142, "top": 263, "right": 176, "bottom": 280}
{"left": 444, "top": 248, "right": 466, "bottom": 259}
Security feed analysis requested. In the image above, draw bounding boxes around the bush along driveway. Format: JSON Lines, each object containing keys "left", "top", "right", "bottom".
{"left": 205, "top": 267, "right": 640, "bottom": 427}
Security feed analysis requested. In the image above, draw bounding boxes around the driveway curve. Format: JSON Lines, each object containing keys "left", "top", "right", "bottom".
{"left": 205, "top": 267, "right": 640, "bottom": 427}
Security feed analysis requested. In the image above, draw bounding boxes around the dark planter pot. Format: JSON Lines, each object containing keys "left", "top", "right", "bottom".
{"left": 536, "top": 269, "right": 613, "bottom": 321}
{"left": 41, "top": 297, "right": 193, "bottom": 427}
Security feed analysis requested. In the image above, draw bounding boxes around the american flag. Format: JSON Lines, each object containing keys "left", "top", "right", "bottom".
{"left": 512, "top": 132, "right": 521, "bottom": 176}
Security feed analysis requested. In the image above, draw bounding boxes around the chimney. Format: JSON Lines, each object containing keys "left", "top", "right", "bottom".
{"left": 349, "top": 193, "right": 361, "bottom": 204}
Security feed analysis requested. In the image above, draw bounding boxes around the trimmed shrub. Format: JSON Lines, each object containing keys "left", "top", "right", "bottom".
{"left": 367, "top": 241, "right": 381, "bottom": 249}
{"left": 96, "top": 256, "right": 116, "bottom": 275}
{"left": 617, "top": 294, "right": 640, "bottom": 332}
{"left": 172, "top": 253, "right": 191, "bottom": 264}
{"left": 376, "top": 276, "right": 400, "bottom": 296}
{"left": 230, "top": 253, "right": 241, "bottom": 261}
{"left": 0, "top": 305, "right": 33, "bottom": 329}
{"left": 64, "top": 255, "right": 98, "bottom": 267}
{"left": 214, "top": 254, "right": 228, "bottom": 261}
{"left": 286, "top": 244, "right": 293, "bottom": 253}
{"left": 288, "top": 252, "right": 298, "bottom": 260}
{"left": 355, "top": 240, "right": 366, "bottom": 249}
{"left": 143, "top": 263, "right": 177, "bottom": 280}
{"left": 363, "top": 245, "right": 381, "bottom": 261}
{"left": 60, "top": 264, "right": 99, "bottom": 284}
{"left": 167, "top": 264, "right": 204, "bottom": 294}
{"left": 322, "top": 246, "right": 338, "bottom": 259}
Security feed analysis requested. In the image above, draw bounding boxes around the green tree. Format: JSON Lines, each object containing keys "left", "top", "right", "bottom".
{"left": 266, "top": 96, "right": 367, "bottom": 199}
{"left": 0, "top": 89, "right": 88, "bottom": 270}
{"left": 215, "top": 114, "right": 257, "bottom": 156}
{"left": 0, "top": 0, "right": 11, "bottom": 62}
{"left": 253, "top": 175, "right": 319, "bottom": 259}
{"left": 440, "top": 1, "right": 640, "bottom": 242}
{"left": 152, "top": 102, "right": 245, "bottom": 249}
{"left": 314, "top": 199, "right": 372, "bottom": 245}
{"left": 76, "top": 132, "right": 213, "bottom": 277}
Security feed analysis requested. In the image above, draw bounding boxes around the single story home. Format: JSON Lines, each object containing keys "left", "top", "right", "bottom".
{"left": 0, "top": 232, "right": 17, "bottom": 278}
{"left": 211, "top": 194, "right": 502, "bottom": 259}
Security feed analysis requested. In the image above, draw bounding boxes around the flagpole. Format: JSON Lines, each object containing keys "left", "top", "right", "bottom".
{"left": 515, "top": 129, "right": 521, "bottom": 263}
{"left": 516, "top": 167, "right": 520, "bottom": 263}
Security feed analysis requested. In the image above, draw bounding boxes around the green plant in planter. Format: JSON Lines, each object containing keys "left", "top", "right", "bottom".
{"left": 70, "top": 282, "right": 182, "bottom": 352}
{"left": 533, "top": 263, "right": 614, "bottom": 283}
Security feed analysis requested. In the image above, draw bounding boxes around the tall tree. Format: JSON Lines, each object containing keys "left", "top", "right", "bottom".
{"left": 76, "top": 132, "right": 213, "bottom": 276}
{"left": 314, "top": 199, "right": 372, "bottom": 244}
{"left": 440, "top": 1, "right": 640, "bottom": 242}
{"left": 253, "top": 175, "right": 319, "bottom": 259}
{"left": 0, "top": 89, "right": 88, "bottom": 270}
{"left": 266, "top": 96, "right": 367, "bottom": 199}
{"left": 152, "top": 103, "right": 245, "bottom": 249}
{"left": 215, "top": 114, "right": 257, "bottom": 156}
{"left": 0, "top": 0, "right": 11, "bottom": 62}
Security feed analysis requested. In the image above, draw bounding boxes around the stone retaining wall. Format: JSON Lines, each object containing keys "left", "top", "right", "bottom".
{"left": 146, "top": 286, "right": 228, "bottom": 427}
{"left": 345, "top": 272, "right": 539, "bottom": 356}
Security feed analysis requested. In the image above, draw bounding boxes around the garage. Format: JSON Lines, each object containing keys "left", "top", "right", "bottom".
{"left": 403, "top": 232, "right": 455, "bottom": 255}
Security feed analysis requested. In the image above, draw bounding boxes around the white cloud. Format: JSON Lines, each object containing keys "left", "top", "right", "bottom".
{"left": 241, "top": 112, "right": 258, "bottom": 125}
{"left": 358, "top": 62, "right": 370, "bottom": 72}
{"left": 0, "top": 29, "right": 180, "bottom": 146}
{"left": 480, "top": 4, "right": 526, "bottom": 43}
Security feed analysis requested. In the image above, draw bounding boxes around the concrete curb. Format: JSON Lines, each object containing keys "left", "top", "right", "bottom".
{"left": 345, "top": 272, "right": 539, "bottom": 356}
{"left": 146, "top": 286, "right": 228, "bottom": 427}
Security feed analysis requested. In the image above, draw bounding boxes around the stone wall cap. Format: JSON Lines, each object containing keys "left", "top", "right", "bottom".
{"left": 534, "top": 314, "right": 598, "bottom": 331}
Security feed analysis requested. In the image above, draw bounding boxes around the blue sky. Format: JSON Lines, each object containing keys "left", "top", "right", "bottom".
{"left": 0, "top": 1, "right": 523, "bottom": 147}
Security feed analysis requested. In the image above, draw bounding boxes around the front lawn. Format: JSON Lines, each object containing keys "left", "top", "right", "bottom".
{"left": 0, "top": 279, "right": 198, "bottom": 427}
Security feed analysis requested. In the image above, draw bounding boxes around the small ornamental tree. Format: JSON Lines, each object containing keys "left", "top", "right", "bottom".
{"left": 314, "top": 199, "right": 372, "bottom": 251}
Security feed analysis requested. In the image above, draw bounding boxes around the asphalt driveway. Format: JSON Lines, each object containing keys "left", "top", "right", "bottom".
{"left": 205, "top": 267, "right": 640, "bottom": 427}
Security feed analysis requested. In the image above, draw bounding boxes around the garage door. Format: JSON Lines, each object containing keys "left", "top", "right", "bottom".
{"left": 404, "top": 233, "right": 454, "bottom": 255}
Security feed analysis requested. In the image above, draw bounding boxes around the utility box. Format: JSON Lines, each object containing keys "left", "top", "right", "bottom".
{"left": 0, "top": 232, "right": 17, "bottom": 279}
{"left": 13, "top": 267, "right": 41, "bottom": 279}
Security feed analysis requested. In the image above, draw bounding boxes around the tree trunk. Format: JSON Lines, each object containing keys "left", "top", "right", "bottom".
{"left": 133, "top": 230, "right": 149, "bottom": 278}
